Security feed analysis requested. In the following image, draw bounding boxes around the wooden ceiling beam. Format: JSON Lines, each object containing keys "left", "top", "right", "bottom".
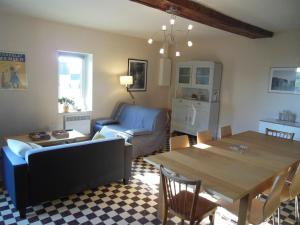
{"left": 130, "top": 0, "right": 273, "bottom": 39}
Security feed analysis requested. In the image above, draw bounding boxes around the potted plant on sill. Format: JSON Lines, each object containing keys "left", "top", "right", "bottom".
{"left": 58, "top": 97, "right": 75, "bottom": 113}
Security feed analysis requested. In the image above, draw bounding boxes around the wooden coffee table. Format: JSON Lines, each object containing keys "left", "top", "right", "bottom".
{"left": 6, "top": 130, "right": 88, "bottom": 146}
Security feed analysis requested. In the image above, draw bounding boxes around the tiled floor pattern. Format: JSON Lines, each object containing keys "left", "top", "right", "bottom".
{"left": 0, "top": 134, "right": 298, "bottom": 225}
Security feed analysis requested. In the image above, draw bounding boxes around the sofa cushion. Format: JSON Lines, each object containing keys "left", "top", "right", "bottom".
{"left": 27, "top": 142, "right": 42, "bottom": 149}
{"left": 6, "top": 139, "right": 41, "bottom": 158}
{"left": 103, "top": 125, "right": 129, "bottom": 133}
{"left": 99, "top": 126, "right": 133, "bottom": 142}
{"left": 92, "top": 131, "right": 106, "bottom": 140}
{"left": 96, "top": 118, "right": 119, "bottom": 126}
{"left": 125, "top": 129, "right": 152, "bottom": 136}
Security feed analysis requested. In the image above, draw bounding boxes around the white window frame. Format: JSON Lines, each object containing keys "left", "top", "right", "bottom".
{"left": 57, "top": 51, "right": 93, "bottom": 113}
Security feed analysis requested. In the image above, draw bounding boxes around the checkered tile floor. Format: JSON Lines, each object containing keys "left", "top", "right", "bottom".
{"left": 0, "top": 141, "right": 298, "bottom": 224}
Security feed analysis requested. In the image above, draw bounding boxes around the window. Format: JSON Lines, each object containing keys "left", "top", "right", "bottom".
{"left": 58, "top": 51, "right": 92, "bottom": 113}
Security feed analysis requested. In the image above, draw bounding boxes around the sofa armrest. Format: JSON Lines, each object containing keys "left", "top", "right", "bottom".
{"left": 2, "top": 147, "right": 28, "bottom": 211}
{"left": 124, "top": 143, "right": 133, "bottom": 184}
{"left": 96, "top": 118, "right": 119, "bottom": 126}
{"left": 125, "top": 129, "right": 153, "bottom": 136}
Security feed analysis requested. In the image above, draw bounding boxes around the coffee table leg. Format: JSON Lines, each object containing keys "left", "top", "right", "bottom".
{"left": 238, "top": 194, "right": 252, "bottom": 225}
{"left": 157, "top": 175, "right": 166, "bottom": 221}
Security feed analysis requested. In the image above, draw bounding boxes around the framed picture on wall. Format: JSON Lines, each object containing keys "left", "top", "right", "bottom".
{"left": 0, "top": 51, "right": 27, "bottom": 90}
{"left": 128, "top": 58, "right": 148, "bottom": 91}
{"left": 269, "top": 67, "right": 300, "bottom": 94}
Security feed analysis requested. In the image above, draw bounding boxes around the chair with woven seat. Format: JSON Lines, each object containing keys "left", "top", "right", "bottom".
{"left": 265, "top": 128, "right": 295, "bottom": 140}
{"left": 160, "top": 165, "right": 217, "bottom": 225}
{"left": 197, "top": 130, "right": 213, "bottom": 144}
{"left": 169, "top": 135, "right": 190, "bottom": 151}
{"left": 220, "top": 169, "right": 289, "bottom": 225}
{"left": 220, "top": 125, "right": 232, "bottom": 138}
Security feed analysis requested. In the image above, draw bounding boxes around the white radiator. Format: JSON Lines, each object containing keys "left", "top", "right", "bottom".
{"left": 64, "top": 112, "right": 91, "bottom": 134}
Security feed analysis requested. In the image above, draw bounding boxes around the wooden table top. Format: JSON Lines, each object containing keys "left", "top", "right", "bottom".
{"left": 6, "top": 130, "right": 88, "bottom": 146}
{"left": 145, "top": 131, "right": 300, "bottom": 203}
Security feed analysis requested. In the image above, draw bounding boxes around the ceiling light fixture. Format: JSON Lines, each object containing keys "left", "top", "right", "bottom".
{"left": 147, "top": 7, "right": 194, "bottom": 57}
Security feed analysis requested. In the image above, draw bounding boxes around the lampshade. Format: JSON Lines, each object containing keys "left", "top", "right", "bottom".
{"left": 120, "top": 75, "right": 133, "bottom": 86}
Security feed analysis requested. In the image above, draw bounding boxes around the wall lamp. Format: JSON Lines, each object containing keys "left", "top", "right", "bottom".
{"left": 120, "top": 75, "right": 135, "bottom": 104}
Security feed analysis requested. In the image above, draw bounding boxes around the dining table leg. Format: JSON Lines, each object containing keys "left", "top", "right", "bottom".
{"left": 238, "top": 194, "right": 252, "bottom": 225}
{"left": 157, "top": 174, "right": 166, "bottom": 221}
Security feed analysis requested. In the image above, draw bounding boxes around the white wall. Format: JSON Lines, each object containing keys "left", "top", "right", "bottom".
{"left": 0, "top": 12, "right": 170, "bottom": 139}
{"left": 171, "top": 30, "right": 300, "bottom": 133}
{"left": 1, "top": 11, "right": 299, "bottom": 138}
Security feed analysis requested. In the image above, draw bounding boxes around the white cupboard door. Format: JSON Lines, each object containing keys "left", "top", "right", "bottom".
{"left": 194, "top": 105, "right": 210, "bottom": 132}
{"left": 186, "top": 106, "right": 197, "bottom": 126}
{"left": 172, "top": 104, "right": 188, "bottom": 125}
{"left": 193, "top": 63, "right": 214, "bottom": 88}
{"left": 177, "top": 65, "right": 193, "bottom": 87}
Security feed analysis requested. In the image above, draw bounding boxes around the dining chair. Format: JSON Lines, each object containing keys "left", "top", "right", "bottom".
{"left": 281, "top": 163, "right": 300, "bottom": 224}
{"left": 160, "top": 165, "right": 217, "bottom": 225}
{"left": 197, "top": 130, "right": 213, "bottom": 144}
{"left": 220, "top": 125, "right": 232, "bottom": 138}
{"left": 264, "top": 162, "right": 300, "bottom": 224}
{"left": 169, "top": 135, "right": 190, "bottom": 151}
{"left": 265, "top": 128, "right": 295, "bottom": 140}
{"left": 220, "top": 169, "right": 289, "bottom": 225}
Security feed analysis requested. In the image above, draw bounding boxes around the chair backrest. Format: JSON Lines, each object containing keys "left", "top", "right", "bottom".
{"left": 116, "top": 103, "right": 161, "bottom": 131}
{"left": 169, "top": 135, "right": 190, "bottom": 151}
{"left": 160, "top": 165, "right": 201, "bottom": 221}
{"left": 263, "top": 169, "right": 289, "bottom": 220}
{"left": 220, "top": 125, "right": 232, "bottom": 138}
{"left": 289, "top": 163, "right": 300, "bottom": 198}
{"left": 265, "top": 128, "right": 295, "bottom": 140}
{"left": 197, "top": 130, "right": 213, "bottom": 144}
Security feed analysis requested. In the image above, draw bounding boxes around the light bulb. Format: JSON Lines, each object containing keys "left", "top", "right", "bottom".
{"left": 159, "top": 48, "right": 165, "bottom": 54}
{"left": 297, "top": 67, "right": 300, "bottom": 73}
{"left": 188, "top": 24, "right": 193, "bottom": 30}
{"left": 187, "top": 41, "right": 193, "bottom": 47}
{"left": 175, "top": 51, "right": 181, "bottom": 57}
{"left": 162, "top": 25, "right": 167, "bottom": 31}
{"left": 148, "top": 38, "right": 153, "bottom": 44}
{"left": 170, "top": 18, "right": 175, "bottom": 25}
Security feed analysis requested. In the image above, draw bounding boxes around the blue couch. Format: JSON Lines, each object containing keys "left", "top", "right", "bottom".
{"left": 2, "top": 137, "right": 132, "bottom": 218}
{"left": 94, "top": 103, "right": 167, "bottom": 158}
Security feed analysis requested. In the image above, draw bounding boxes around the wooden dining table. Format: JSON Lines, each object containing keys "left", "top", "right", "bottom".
{"left": 144, "top": 131, "right": 300, "bottom": 225}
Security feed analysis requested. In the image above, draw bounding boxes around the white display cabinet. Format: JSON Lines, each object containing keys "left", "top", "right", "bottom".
{"left": 171, "top": 61, "right": 222, "bottom": 138}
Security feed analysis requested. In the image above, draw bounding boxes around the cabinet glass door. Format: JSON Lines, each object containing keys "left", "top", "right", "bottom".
{"left": 195, "top": 67, "right": 210, "bottom": 85}
{"left": 178, "top": 67, "right": 192, "bottom": 85}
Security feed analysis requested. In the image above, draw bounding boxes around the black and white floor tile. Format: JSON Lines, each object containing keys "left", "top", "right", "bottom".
{"left": 0, "top": 137, "right": 298, "bottom": 224}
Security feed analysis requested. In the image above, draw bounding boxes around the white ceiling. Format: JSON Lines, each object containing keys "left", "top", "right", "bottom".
{"left": 0, "top": 0, "right": 299, "bottom": 40}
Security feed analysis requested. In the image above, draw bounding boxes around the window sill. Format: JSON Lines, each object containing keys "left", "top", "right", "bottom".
{"left": 58, "top": 110, "right": 92, "bottom": 115}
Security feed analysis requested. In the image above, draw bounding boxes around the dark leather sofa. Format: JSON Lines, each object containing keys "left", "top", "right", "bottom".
{"left": 2, "top": 137, "right": 132, "bottom": 218}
